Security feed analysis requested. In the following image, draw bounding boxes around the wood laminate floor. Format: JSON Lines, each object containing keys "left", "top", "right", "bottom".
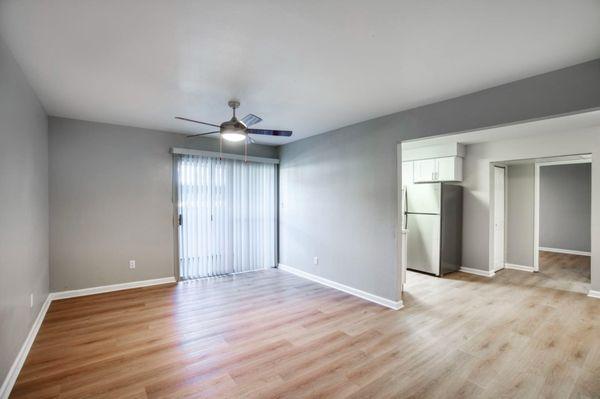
{"left": 538, "top": 250, "right": 591, "bottom": 294}
{"left": 11, "top": 267, "right": 600, "bottom": 399}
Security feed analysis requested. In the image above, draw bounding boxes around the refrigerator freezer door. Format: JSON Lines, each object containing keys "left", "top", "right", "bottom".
{"left": 405, "top": 183, "right": 441, "bottom": 214}
{"left": 406, "top": 213, "right": 441, "bottom": 275}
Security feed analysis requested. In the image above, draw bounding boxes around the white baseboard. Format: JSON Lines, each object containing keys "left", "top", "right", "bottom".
{"left": 50, "top": 277, "right": 176, "bottom": 300}
{"left": 0, "top": 295, "right": 51, "bottom": 399}
{"left": 504, "top": 263, "right": 535, "bottom": 272}
{"left": 1, "top": 276, "right": 177, "bottom": 398}
{"left": 539, "top": 247, "right": 591, "bottom": 257}
{"left": 277, "top": 264, "right": 403, "bottom": 310}
{"left": 459, "top": 267, "right": 495, "bottom": 277}
{"left": 588, "top": 290, "right": 600, "bottom": 299}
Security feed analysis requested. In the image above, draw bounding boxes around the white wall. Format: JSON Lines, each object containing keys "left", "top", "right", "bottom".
{"left": 462, "top": 127, "right": 600, "bottom": 290}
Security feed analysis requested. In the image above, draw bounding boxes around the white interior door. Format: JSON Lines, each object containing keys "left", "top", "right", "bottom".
{"left": 493, "top": 166, "right": 506, "bottom": 271}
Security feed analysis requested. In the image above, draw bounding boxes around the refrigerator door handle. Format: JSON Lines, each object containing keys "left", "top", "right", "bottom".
{"left": 404, "top": 189, "right": 408, "bottom": 230}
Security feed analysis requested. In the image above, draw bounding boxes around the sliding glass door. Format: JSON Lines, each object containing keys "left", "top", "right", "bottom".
{"left": 176, "top": 154, "right": 276, "bottom": 280}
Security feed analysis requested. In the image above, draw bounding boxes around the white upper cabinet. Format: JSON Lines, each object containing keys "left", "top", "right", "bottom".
{"left": 437, "top": 156, "right": 463, "bottom": 181}
{"left": 402, "top": 161, "right": 414, "bottom": 185}
{"left": 413, "top": 159, "right": 436, "bottom": 182}
{"left": 413, "top": 156, "right": 462, "bottom": 182}
{"left": 403, "top": 142, "right": 464, "bottom": 183}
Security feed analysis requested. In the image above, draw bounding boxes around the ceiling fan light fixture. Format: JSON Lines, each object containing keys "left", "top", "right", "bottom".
{"left": 221, "top": 128, "right": 247, "bottom": 142}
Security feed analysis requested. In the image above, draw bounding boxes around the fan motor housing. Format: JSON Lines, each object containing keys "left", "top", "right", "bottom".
{"left": 221, "top": 118, "right": 247, "bottom": 132}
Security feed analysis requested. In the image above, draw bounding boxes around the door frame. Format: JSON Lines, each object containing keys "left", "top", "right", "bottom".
{"left": 491, "top": 165, "right": 507, "bottom": 272}
{"left": 172, "top": 155, "right": 181, "bottom": 282}
{"left": 533, "top": 157, "right": 592, "bottom": 271}
{"left": 397, "top": 144, "right": 406, "bottom": 294}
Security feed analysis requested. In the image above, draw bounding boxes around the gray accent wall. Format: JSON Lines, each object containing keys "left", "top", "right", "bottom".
{"left": 506, "top": 164, "right": 535, "bottom": 267}
{"left": 0, "top": 38, "right": 49, "bottom": 385}
{"left": 49, "top": 117, "right": 277, "bottom": 291}
{"left": 540, "top": 163, "right": 591, "bottom": 252}
{"left": 279, "top": 59, "right": 600, "bottom": 301}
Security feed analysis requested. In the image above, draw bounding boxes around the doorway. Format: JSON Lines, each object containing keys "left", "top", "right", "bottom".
{"left": 533, "top": 157, "right": 592, "bottom": 293}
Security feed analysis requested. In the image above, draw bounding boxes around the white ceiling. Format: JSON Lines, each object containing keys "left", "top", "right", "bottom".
{"left": 1, "top": 1, "right": 600, "bottom": 145}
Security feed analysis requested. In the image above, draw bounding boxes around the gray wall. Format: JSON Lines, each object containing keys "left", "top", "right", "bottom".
{"left": 49, "top": 117, "right": 277, "bottom": 291}
{"left": 506, "top": 164, "right": 535, "bottom": 267}
{"left": 279, "top": 59, "right": 600, "bottom": 301}
{"left": 540, "top": 163, "right": 591, "bottom": 252}
{"left": 0, "top": 38, "right": 48, "bottom": 386}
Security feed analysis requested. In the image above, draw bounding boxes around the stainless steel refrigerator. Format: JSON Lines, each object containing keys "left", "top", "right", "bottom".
{"left": 403, "top": 182, "right": 462, "bottom": 276}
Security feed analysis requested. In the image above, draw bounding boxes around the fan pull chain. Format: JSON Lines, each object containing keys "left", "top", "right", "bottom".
{"left": 244, "top": 140, "right": 248, "bottom": 163}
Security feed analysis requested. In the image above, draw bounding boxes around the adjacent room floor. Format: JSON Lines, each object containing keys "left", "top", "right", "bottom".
{"left": 538, "top": 250, "right": 591, "bottom": 294}
{"left": 13, "top": 268, "right": 600, "bottom": 399}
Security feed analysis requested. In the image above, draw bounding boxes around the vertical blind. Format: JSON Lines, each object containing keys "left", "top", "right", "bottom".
{"left": 177, "top": 154, "right": 276, "bottom": 279}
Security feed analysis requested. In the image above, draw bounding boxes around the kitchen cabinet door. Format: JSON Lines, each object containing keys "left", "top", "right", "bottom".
{"left": 402, "top": 161, "right": 414, "bottom": 185}
{"left": 437, "top": 156, "right": 463, "bottom": 182}
{"left": 413, "top": 159, "right": 436, "bottom": 182}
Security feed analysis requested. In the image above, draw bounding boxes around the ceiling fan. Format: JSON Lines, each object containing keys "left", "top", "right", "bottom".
{"left": 175, "top": 100, "right": 292, "bottom": 143}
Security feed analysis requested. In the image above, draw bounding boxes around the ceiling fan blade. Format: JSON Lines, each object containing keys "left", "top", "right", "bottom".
{"left": 175, "top": 116, "right": 221, "bottom": 128}
{"left": 187, "top": 131, "right": 220, "bottom": 138}
{"left": 247, "top": 129, "right": 292, "bottom": 137}
{"left": 241, "top": 113, "right": 263, "bottom": 127}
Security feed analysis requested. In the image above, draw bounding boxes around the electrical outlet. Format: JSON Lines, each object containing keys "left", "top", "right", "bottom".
{"left": 129, "top": 260, "right": 136, "bottom": 269}
{"left": 30, "top": 293, "right": 34, "bottom": 308}
{"left": 313, "top": 256, "right": 319, "bottom": 265}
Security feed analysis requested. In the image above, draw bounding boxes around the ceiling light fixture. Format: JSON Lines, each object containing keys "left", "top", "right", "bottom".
{"left": 221, "top": 127, "right": 247, "bottom": 142}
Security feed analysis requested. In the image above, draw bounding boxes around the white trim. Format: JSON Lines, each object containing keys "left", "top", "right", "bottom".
{"left": 491, "top": 165, "right": 507, "bottom": 272}
{"left": 504, "top": 263, "right": 535, "bottom": 272}
{"left": 396, "top": 144, "right": 405, "bottom": 296}
{"left": 49, "top": 277, "right": 176, "bottom": 300}
{"left": 171, "top": 147, "right": 280, "bottom": 164}
{"left": 534, "top": 162, "right": 540, "bottom": 271}
{"left": 0, "top": 295, "right": 51, "bottom": 399}
{"left": 459, "top": 267, "right": 496, "bottom": 277}
{"left": 535, "top": 158, "right": 591, "bottom": 167}
{"left": 539, "top": 247, "right": 591, "bottom": 257}
{"left": 278, "top": 264, "right": 403, "bottom": 310}
{"left": 588, "top": 290, "right": 600, "bottom": 299}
